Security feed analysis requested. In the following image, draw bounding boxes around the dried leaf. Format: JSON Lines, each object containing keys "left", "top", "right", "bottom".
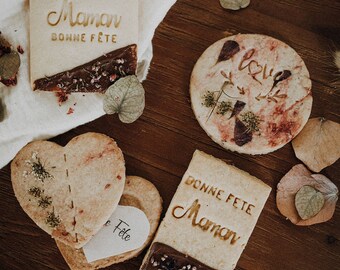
{"left": 0, "top": 51, "right": 20, "bottom": 80}
{"left": 103, "top": 75, "right": 145, "bottom": 124}
{"left": 295, "top": 186, "right": 325, "bottom": 220}
{"left": 234, "top": 118, "right": 252, "bottom": 146}
{"left": 229, "top": 100, "right": 246, "bottom": 118}
{"left": 217, "top": 40, "right": 240, "bottom": 62}
{"left": 0, "top": 34, "right": 11, "bottom": 57}
{"left": 272, "top": 70, "right": 291, "bottom": 89}
{"left": 292, "top": 117, "right": 340, "bottom": 172}
{"left": 219, "top": 0, "right": 250, "bottom": 10}
{"left": 276, "top": 164, "right": 338, "bottom": 226}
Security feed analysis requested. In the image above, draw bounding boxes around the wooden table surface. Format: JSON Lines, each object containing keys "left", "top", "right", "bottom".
{"left": 1, "top": 0, "right": 340, "bottom": 269}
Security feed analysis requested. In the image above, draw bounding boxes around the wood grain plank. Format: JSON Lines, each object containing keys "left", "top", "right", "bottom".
{"left": 1, "top": 0, "right": 339, "bottom": 269}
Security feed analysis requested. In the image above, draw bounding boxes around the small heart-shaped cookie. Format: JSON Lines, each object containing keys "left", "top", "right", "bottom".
{"left": 56, "top": 176, "right": 163, "bottom": 270}
{"left": 11, "top": 132, "right": 125, "bottom": 248}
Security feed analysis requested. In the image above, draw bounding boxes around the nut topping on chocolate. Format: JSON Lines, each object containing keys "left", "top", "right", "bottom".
{"left": 142, "top": 242, "right": 215, "bottom": 270}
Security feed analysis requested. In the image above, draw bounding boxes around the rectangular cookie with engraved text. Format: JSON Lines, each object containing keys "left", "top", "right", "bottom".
{"left": 30, "top": 0, "right": 138, "bottom": 93}
{"left": 141, "top": 150, "right": 271, "bottom": 270}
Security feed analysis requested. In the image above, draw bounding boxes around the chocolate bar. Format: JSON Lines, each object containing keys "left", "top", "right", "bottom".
{"left": 33, "top": 44, "right": 137, "bottom": 93}
{"left": 142, "top": 242, "right": 214, "bottom": 270}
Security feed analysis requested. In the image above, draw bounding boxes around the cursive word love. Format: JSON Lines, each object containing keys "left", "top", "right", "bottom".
{"left": 172, "top": 199, "right": 241, "bottom": 245}
{"left": 47, "top": 0, "right": 122, "bottom": 28}
{"left": 238, "top": 49, "right": 274, "bottom": 83}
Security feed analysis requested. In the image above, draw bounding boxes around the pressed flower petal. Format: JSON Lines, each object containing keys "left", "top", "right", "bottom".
{"left": 277, "top": 164, "right": 338, "bottom": 226}
{"left": 292, "top": 117, "right": 340, "bottom": 172}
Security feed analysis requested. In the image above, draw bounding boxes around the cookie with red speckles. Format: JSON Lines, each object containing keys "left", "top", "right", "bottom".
{"left": 141, "top": 150, "right": 271, "bottom": 270}
{"left": 56, "top": 176, "right": 162, "bottom": 270}
{"left": 11, "top": 132, "right": 125, "bottom": 248}
{"left": 190, "top": 34, "right": 312, "bottom": 155}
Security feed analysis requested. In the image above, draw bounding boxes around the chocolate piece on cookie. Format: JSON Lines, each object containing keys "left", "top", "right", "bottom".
{"left": 33, "top": 44, "right": 137, "bottom": 93}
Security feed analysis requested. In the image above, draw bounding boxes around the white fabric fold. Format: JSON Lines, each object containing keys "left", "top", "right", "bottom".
{"left": 0, "top": 0, "right": 176, "bottom": 168}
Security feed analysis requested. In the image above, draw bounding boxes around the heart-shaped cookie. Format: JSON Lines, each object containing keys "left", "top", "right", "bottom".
{"left": 11, "top": 132, "right": 125, "bottom": 248}
{"left": 56, "top": 176, "right": 163, "bottom": 270}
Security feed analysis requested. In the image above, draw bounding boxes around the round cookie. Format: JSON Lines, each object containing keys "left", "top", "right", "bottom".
{"left": 190, "top": 34, "right": 312, "bottom": 154}
{"left": 56, "top": 176, "right": 163, "bottom": 270}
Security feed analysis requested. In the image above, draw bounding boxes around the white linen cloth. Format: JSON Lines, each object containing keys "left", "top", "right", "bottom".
{"left": 0, "top": 0, "right": 176, "bottom": 169}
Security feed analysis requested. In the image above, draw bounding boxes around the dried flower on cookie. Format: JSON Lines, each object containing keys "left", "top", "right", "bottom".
{"left": 24, "top": 152, "right": 55, "bottom": 182}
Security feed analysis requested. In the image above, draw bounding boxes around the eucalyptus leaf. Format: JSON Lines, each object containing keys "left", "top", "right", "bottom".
{"left": 220, "top": 0, "right": 250, "bottom": 10}
{"left": 295, "top": 185, "right": 325, "bottom": 220}
{"left": 0, "top": 51, "right": 20, "bottom": 80}
{"left": 0, "top": 35, "right": 11, "bottom": 54}
{"left": 103, "top": 75, "right": 145, "bottom": 124}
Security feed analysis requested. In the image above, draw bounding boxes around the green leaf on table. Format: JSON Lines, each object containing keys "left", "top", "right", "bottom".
{"left": 103, "top": 75, "right": 145, "bottom": 124}
{"left": 0, "top": 51, "right": 20, "bottom": 80}
{"left": 0, "top": 34, "right": 11, "bottom": 55}
{"left": 295, "top": 185, "right": 325, "bottom": 220}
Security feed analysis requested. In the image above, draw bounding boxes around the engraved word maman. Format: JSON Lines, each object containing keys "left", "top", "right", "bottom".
{"left": 172, "top": 199, "right": 241, "bottom": 245}
{"left": 47, "top": 0, "right": 122, "bottom": 28}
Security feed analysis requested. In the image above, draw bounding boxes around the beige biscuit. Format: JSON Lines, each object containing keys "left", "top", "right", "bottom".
{"left": 190, "top": 34, "right": 312, "bottom": 155}
{"left": 142, "top": 150, "right": 271, "bottom": 270}
{"left": 11, "top": 132, "right": 125, "bottom": 248}
{"left": 56, "top": 176, "right": 163, "bottom": 270}
{"left": 30, "top": 0, "right": 138, "bottom": 88}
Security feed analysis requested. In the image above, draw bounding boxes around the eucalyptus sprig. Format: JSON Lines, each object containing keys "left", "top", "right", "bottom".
{"left": 103, "top": 75, "right": 145, "bottom": 124}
